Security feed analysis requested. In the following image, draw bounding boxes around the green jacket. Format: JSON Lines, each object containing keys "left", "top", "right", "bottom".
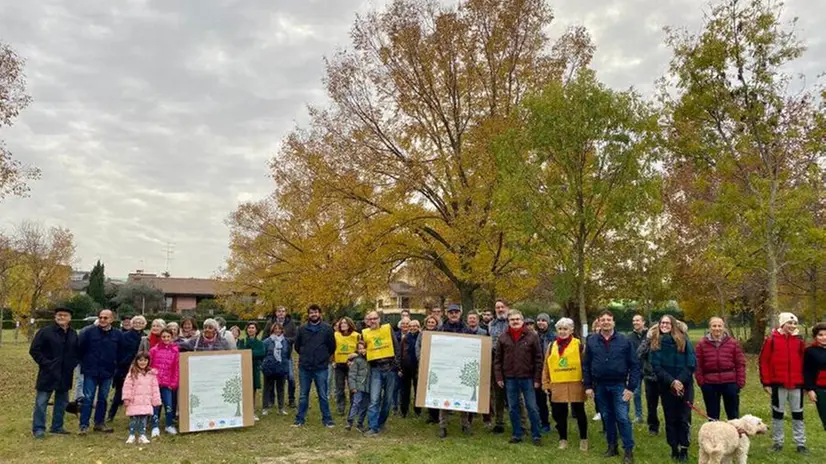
{"left": 348, "top": 354, "right": 370, "bottom": 393}
{"left": 237, "top": 337, "right": 266, "bottom": 390}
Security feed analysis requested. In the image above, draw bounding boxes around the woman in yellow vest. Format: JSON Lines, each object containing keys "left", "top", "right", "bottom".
{"left": 542, "top": 317, "right": 588, "bottom": 452}
{"left": 334, "top": 317, "right": 360, "bottom": 416}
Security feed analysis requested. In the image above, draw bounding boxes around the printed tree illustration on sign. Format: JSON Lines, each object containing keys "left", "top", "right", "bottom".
{"left": 428, "top": 370, "right": 438, "bottom": 391}
{"left": 459, "top": 360, "right": 480, "bottom": 401}
{"left": 222, "top": 375, "right": 243, "bottom": 417}
{"left": 190, "top": 394, "right": 201, "bottom": 414}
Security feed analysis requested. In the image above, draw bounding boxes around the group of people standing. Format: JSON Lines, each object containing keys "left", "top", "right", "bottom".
{"left": 27, "top": 301, "right": 826, "bottom": 463}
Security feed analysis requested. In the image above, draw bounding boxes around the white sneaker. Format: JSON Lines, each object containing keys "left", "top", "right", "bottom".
{"left": 280, "top": 409, "right": 288, "bottom": 416}
{"left": 592, "top": 413, "right": 601, "bottom": 421}
{"left": 261, "top": 409, "right": 270, "bottom": 416}
{"left": 151, "top": 427, "right": 160, "bottom": 438}
{"left": 254, "top": 415, "right": 260, "bottom": 421}
{"left": 138, "top": 435, "right": 150, "bottom": 444}
{"left": 165, "top": 426, "right": 177, "bottom": 435}
{"left": 125, "top": 435, "right": 136, "bottom": 444}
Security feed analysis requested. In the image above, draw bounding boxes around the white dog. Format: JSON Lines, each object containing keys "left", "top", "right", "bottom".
{"left": 697, "top": 414, "right": 768, "bottom": 464}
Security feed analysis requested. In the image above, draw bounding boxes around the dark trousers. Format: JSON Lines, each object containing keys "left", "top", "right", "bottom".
{"left": 700, "top": 383, "right": 739, "bottom": 420}
{"left": 334, "top": 363, "right": 349, "bottom": 415}
{"left": 552, "top": 401, "right": 587, "bottom": 440}
{"left": 815, "top": 388, "right": 826, "bottom": 431}
{"left": 107, "top": 375, "right": 126, "bottom": 421}
{"left": 400, "top": 365, "right": 420, "bottom": 417}
{"left": 535, "top": 389, "right": 550, "bottom": 428}
{"left": 661, "top": 382, "right": 693, "bottom": 450}
{"left": 263, "top": 374, "right": 288, "bottom": 410}
{"left": 644, "top": 378, "right": 661, "bottom": 433}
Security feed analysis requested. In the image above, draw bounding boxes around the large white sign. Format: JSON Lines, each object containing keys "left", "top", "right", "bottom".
{"left": 185, "top": 353, "right": 246, "bottom": 432}
{"left": 423, "top": 334, "right": 484, "bottom": 412}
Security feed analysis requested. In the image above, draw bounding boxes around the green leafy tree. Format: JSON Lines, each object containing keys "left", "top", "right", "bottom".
{"left": 496, "top": 68, "right": 661, "bottom": 334}
{"left": 459, "top": 360, "right": 480, "bottom": 401}
{"left": 87, "top": 260, "right": 106, "bottom": 307}
{"left": 189, "top": 394, "right": 201, "bottom": 414}
{"left": 113, "top": 283, "right": 164, "bottom": 314}
{"left": 660, "top": 0, "right": 826, "bottom": 347}
{"left": 64, "top": 293, "right": 97, "bottom": 317}
{"left": 222, "top": 375, "right": 243, "bottom": 417}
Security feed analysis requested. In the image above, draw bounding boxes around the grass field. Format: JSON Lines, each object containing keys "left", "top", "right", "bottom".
{"left": 1, "top": 330, "right": 824, "bottom": 463}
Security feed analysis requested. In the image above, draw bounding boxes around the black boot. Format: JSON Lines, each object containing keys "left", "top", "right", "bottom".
{"left": 677, "top": 447, "right": 688, "bottom": 462}
{"left": 670, "top": 446, "right": 678, "bottom": 460}
{"left": 603, "top": 444, "right": 619, "bottom": 457}
{"left": 624, "top": 449, "right": 634, "bottom": 464}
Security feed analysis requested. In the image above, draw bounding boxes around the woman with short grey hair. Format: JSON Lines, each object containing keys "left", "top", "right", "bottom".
{"left": 178, "top": 318, "right": 232, "bottom": 352}
{"left": 542, "top": 317, "right": 589, "bottom": 451}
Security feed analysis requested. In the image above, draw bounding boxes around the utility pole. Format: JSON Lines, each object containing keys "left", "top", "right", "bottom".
{"left": 162, "top": 242, "right": 175, "bottom": 277}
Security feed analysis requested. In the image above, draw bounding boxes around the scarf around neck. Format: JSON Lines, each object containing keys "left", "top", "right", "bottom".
{"left": 508, "top": 326, "right": 524, "bottom": 342}
{"left": 557, "top": 336, "right": 572, "bottom": 355}
{"left": 271, "top": 334, "right": 285, "bottom": 362}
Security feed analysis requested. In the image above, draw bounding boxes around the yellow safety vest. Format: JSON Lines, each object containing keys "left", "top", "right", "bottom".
{"left": 361, "top": 324, "right": 395, "bottom": 361}
{"left": 547, "top": 338, "right": 583, "bottom": 383}
{"left": 334, "top": 332, "right": 360, "bottom": 364}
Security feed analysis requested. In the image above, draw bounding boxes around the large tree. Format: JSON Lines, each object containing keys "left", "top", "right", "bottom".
{"left": 87, "top": 260, "right": 106, "bottom": 307}
{"left": 496, "top": 68, "right": 661, "bottom": 334}
{"left": 0, "top": 42, "right": 39, "bottom": 199}
{"left": 6, "top": 221, "right": 75, "bottom": 336}
{"left": 227, "top": 0, "right": 591, "bottom": 310}
{"left": 661, "top": 0, "right": 826, "bottom": 347}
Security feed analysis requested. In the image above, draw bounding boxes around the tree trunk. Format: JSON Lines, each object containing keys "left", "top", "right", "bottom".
{"left": 576, "top": 234, "right": 588, "bottom": 337}
{"left": 765, "top": 181, "right": 779, "bottom": 325}
{"left": 458, "top": 283, "right": 476, "bottom": 314}
{"left": 809, "top": 265, "right": 819, "bottom": 325}
{"left": 746, "top": 301, "right": 769, "bottom": 353}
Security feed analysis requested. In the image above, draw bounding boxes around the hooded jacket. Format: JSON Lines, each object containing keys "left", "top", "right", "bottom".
{"left": 759, "top": 329, "right": 805, "bottom": 389}
{"left": 149, "top": 342, "right": 180, "bottom": 389}
{"left": 122, "top": 370, "right": 162, "bottom": 417}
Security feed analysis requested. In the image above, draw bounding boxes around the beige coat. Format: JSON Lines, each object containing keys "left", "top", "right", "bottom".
{"left": 541, "top": 339, "right": 587, "bottom": 403}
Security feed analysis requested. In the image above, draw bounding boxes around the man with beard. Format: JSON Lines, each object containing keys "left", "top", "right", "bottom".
{"left": 481, "top": 310, "right": 494, "bottom": 331}
{"left": 265, "top": 306, "right": 298, "bottom": 407}
{"left": 293, "top": 305, "right": 336, "bottom": 428}
{"left": 535, "top": 313, "right": 556, "bottom": 433}
{"left": 488, "top": 299, "right": 512, "bottom": 433}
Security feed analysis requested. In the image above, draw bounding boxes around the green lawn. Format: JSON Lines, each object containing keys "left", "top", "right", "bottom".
{"left": 2, "top": 333, "right": 824, "bottom": 463}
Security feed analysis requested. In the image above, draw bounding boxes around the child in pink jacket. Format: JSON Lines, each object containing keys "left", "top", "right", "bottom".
{"left": 122, "top": 352, "right": 161, "bottom": 444}
{"left": 149, "top": 328, "right": 180, "bottom": 437}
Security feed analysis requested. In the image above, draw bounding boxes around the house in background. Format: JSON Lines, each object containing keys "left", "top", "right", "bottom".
{"left": 127, "top": 271, "right": 221, "bottom": 312}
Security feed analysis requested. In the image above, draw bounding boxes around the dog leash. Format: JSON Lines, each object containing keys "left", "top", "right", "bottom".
{"left": 685, "top": 401, "right": 746, "bottom": 436}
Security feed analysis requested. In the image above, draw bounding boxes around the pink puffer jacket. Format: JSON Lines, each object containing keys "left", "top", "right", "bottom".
{"left": 150, "top": 342, "right": 180, "bottom": 389}
{"left": 122, "top": 370, "right": 161, "bottom": 416}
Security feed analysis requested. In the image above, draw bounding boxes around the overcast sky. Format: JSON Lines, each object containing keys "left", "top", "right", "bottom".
{"left": 0, "top": 0, "right": 823, "bottom": 279}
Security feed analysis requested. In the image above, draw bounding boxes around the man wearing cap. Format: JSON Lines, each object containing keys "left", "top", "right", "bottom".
{"left": 437, "top": 304, "right": 476, "bottom": 438}
{"left": 29, "top": 306, "right": 79, "bottom": 438}
{"left": 293, "top": 304, "right": 337, "bottom": 428}
{"left": 362, "top": 310, "right": 401, "bottom": 436}
{"left": 535, "top": 313, "right": 556, "bottom": 433}
{"left": 759, "top": 312, "right": 808, "bottom": 454}
{"left": 77, "top": 308, "right": 127, "bottom": 434}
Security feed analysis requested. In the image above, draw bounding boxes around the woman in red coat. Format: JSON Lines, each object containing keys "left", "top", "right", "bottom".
{"left": 694, "top": 317, "right": 745, "bottom": 420}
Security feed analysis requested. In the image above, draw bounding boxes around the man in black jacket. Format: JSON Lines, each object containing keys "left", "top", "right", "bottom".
{"left": 293, "top": 304, "right": 336, "bottom": 427}
{"left": 30, "top": 306, "right": 79, "bottom": 439}
{"left": 438, "top": 304, "right": 475, "bottom": 438}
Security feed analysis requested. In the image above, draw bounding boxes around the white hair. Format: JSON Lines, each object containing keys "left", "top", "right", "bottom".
{"left": 152, "top": 318, "right": 166, "bottom": 328}
{"left": 202, "top": 318, "right": 219, "bottom": 330}
{"left": 398, "top": 317, "right": 411, "bottom": 329}
{"left": 131, "top": 315, "right": 147, "bottom": 326}
{"left": 555, "top": 317, "right": 575, "bottom": 330}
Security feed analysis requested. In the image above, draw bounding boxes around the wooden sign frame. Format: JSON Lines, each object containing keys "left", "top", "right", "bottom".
{"left": 415, "top": 331, "right": 492, "bottom": 413}
{"left": 178, "top": 350, "right": 255, "bottom": 433}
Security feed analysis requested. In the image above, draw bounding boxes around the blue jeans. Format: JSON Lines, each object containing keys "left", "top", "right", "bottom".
{"left": 633, "top": 383, "right": 643, "bottom": 419}
{"left": 32, "top": 390, "right": 69, "bottom": 434}
{"left": 348, "top": 391, "right": 369, "bottom": 427}
{"left": 153, "top": 387, "right": 176, "bottom": 429}
{"left": 367, "top": 368, "right": 397, "bottom": 432}
{"left": 288, "top": 361, "right": 296, "bottom": 404}
{"left": 504, "top": 378, "right": 542, "bottom": 440}
{"left": 596, "top": 383, "right": 635, "bottom": 450}
{"left": 295, "top": 367, "right": 333, "bottom": 425}
{"left": 80, "top": 376, "right": 113, "bottom": 428}
{"left": 129, "top": 415, "right": 149, "bottom": 435}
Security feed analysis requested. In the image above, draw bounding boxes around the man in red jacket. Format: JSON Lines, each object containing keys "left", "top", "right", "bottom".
{"left": 759, "top": 312, "right": 808, "bottom": 455}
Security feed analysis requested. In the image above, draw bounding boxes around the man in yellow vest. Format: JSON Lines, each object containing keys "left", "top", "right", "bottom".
{"left": 361, "top": 311, "right": 401, "bottom": 436}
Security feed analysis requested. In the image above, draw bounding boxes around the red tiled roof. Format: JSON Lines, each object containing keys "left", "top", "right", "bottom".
{"left": 127, "top": 274, "right": 222, "bottom": 296}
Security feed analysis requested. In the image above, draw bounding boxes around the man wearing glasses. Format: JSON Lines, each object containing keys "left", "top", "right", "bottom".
{"left": 759, "top": 312, "right": 808, "bottom": 454}
{"left": 77, "top": 309, "right": 126, "bottom": 434}
{"left": 362, "top": 310, "right": 401, "bottom": 436}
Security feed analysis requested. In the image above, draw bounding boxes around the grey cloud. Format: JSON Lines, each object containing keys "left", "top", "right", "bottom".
{"left": 0, "top": 0, "right": 823, "bottom": 278}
